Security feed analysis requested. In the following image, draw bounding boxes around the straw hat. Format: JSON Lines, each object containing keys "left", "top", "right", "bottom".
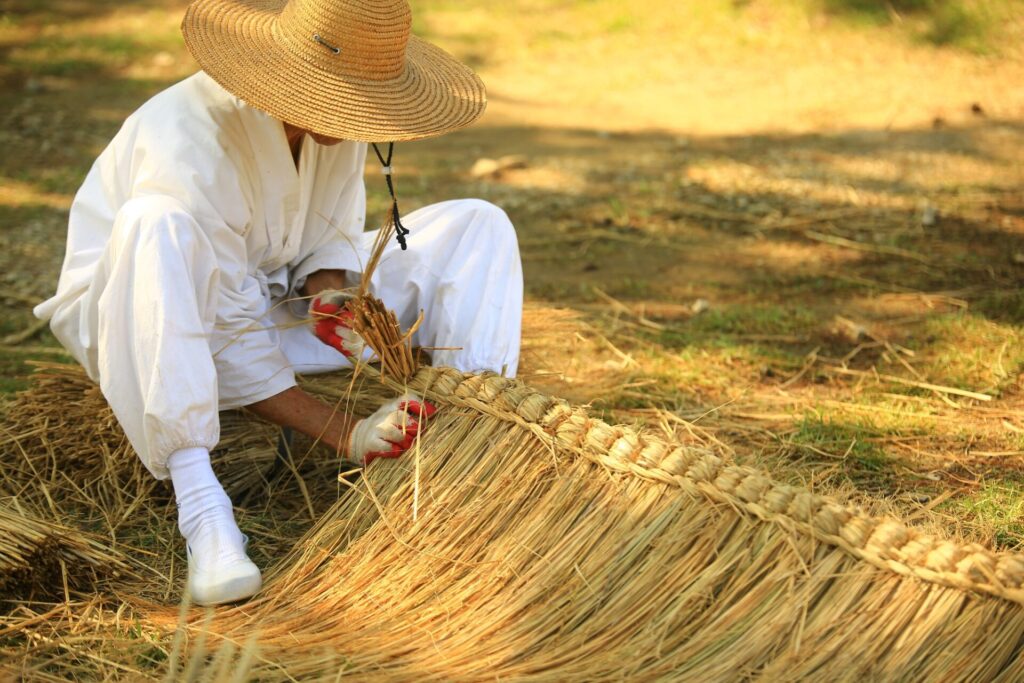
{"left": 181, "top": 0, "right": 487, "bottom": 142}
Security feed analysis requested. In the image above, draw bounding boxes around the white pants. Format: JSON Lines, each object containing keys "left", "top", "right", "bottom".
{"left": 276, "top": 200, "right": 523, "bottom": 378}
{"left": 50, "top": 197, "right": 522, "bottom": 479}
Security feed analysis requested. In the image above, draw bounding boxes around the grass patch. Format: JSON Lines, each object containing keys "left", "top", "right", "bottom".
{"left": 605, "top": 276, "right": 653, "bottom": 299}
{"left": 606, "top": 15, "right": 636, "bottom": 32}
{"left": 792, "top": 416, "right": 891, "bottom": 468}
{"left": 911, "top": 312, "right": 1024, "bottom": 394}
{"left": 945, "top": 481, "right": 1024, "bottom": 549}
{"left": 974, "top": 289, "right": 1024, "bottom": 325}
{"left": 9, "top": 35, "right": 152, "bottom": 78}
{"left": 814, "top": 0, "right": 1017, "bottom": 53}
{"left": 921, "top": 2, "right": 999, "bottom": 51}
{"left": 814, "top": 396, "right": 943, "bottom": 434}
{"left": 658, "top": 304, "right": 819, "bottom": 347}
{"left": 9, "top": 167, "right": 88, "bottom": 197}
{"left": 743, "top": 272, "right": 868, "bottom": 298}
{"left": 0, "top": 352, "right": 42, "bottom": 394}
{"left": 788, "top": 415, "right": 898, "bottom": 489}
{"left": 642, "top": 304, "right": 818, "bottom": 391}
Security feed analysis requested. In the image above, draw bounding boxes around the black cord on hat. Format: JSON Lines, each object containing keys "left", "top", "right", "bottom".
{"left": 371, "top": 142, "right": 410, "bottom": 250}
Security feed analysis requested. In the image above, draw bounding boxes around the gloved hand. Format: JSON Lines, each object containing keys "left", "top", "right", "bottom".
{"left": 348, "top": 394, "right": 438, "bottom": 466}
{"left": 309, "top": 289, "right": 366, "bottom": 360}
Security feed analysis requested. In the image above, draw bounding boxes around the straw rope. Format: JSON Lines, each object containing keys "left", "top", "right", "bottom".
{"left": 175, "top": 369, "right": 1024, "bottom": 680}
{"left": 391, "top": 365, "right": 1024, "bottom": 605}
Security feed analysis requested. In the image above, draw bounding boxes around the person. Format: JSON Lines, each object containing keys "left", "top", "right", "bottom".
{"left": 33, "top": 0, "right": 523, "bottom": 606}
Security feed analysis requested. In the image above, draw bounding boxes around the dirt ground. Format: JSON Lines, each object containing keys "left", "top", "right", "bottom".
{"left": 2, "top": 0, "right": 1024, "bottom": 550}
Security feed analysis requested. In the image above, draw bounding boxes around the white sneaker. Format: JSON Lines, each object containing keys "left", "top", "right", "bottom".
{"left": 185, "top": 535, "right": 262, "bottom": 606}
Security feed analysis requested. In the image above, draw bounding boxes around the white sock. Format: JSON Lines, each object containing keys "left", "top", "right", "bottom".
{"left": 167, "top": 446, "right": 248, "bottom": 569}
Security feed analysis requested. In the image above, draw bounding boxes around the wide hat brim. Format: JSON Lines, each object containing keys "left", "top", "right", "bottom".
{"left": 181, "top": 0, "right": 487, "bottom": 142}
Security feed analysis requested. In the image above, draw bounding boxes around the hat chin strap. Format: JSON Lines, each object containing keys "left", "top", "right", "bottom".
{"left": 371, "top": 142, "right": 410, "bottom": 251}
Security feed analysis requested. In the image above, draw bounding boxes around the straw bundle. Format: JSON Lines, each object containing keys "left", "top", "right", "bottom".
{"left": 128, "top": 366, "right": 1024, "bottom": 680}
{"left": 0, "top": 503, "right": 134, "bottom": 598}
{"left": 1, "top": 364, "right": 292, "bottom": 521}
{"left": 6, "top": 361, "right": 1024, "bottom": 679}
{"left": 0, "top": 362, "right": 156, "bottom": 513}
{"left": 334, "top": 199, "right": 423, "bottom": 384}
{"left": 344, "top": 294, "right": 420, "bottom": 383}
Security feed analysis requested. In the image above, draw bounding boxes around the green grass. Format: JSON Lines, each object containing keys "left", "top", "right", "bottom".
{"left": 923, "top": 2, "right": 995, "bottom": 51}
{"left": 10, "top": 35, "right": 153, "bottom": 77}
{"left": 945, "top": 481, "right": 1024, "bottom": 549}
{"left": 0, "top": 352, "right": 42, "bottom": 394}
{"left": 605, "top": 277, "right": 653, "bottom": 299}
{"left": 790, "top": 415, "right": 896, "bottom": 486}
{"left": 10, "top": 167, "right": 89, "bottom": 196}
{"left": 814, "top": 0, "right": 1020, "bottom": 53}
{"left": 658, "top": 304, "right": 819, "bottom": 347}
{"left": 912, "top": 312, "right": 1024, "bottom": 394}
{"left": 742, "top": 272, "right": 868, "bottom": 299}
{"left": 605, "top": 15, "right": 636, "bottom": 33}
{"left": 974, "top": 289, "right": 1024, "bottom": 325}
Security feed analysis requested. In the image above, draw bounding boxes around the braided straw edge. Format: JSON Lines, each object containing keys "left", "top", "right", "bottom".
{"left": 396, "top": 366, "right": 1024, "bottom": 605}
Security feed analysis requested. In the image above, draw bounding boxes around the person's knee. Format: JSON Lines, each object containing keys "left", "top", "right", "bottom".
{"left": 112, "top": 195, "right": 209, "bottom": 258}
{"left": 461, "top": 199, "right": 518, "bottom": 249}
{"left": 461, "top": 198, "right": 510, "bottom": 222}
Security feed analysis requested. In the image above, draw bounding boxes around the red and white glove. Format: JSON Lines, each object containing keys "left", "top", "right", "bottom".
{"left": 309, "top": 290, "right": 366, "bottom": 360}
{"left": 347, "top": 394, "right": 438, "bottom": 467}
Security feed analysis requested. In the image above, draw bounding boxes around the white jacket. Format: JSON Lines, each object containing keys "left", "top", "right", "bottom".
{"left": 36, "top": 71, "right": 368, "bottom": 405}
